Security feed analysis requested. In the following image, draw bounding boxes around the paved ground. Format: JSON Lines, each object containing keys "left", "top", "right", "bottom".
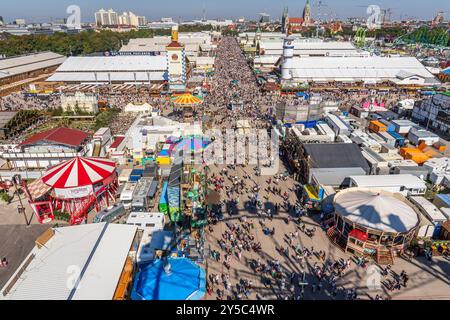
{"left": 0, "top": 193, "right": 68, "bottom": 290}
{"left": 0, "top": 224, "right": 49, "bottom": 289}
{"left": 0, "top": 194, "right": 39, "bottom": 226}
{"left": 203, "top": 160, "right": 450, "bottom": 300}
{"left": 196, "top": 37, "right": 450, "bottom": 300}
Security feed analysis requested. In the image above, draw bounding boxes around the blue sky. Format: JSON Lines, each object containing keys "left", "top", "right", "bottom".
{"left": 1, "top": 0, "right": 449, "bottom": 23}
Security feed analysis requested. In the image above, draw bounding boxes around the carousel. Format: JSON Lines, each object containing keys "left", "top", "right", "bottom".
{"left": 171, "top": 93, "right": 204, "bottom": 120}
{"left": 23, "top": 156, "right": 118, "bottom": 225}
{"left": 327, "top": 188, "right": 420, "bottom": 264}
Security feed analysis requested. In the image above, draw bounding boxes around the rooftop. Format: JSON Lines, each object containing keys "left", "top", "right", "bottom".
{"left": 287, "top": 56, "right": 438, "bottom": 83}
{"left": 0, "top": 51, "right": 66, "bottom": 80}
{"left": 334, "top": 188, "right": 419, "bottom": 233}
{"left": 0, "top": 111, "right": 18, "bottom": 128}
{"left": 54, "top": 55, "right": 167, "bottom": 72}
{"left": 1, "top": 223, "right": 137, "bottom": 300}
{"left": 303, "top": 143, "right": 370, "bottom": 171}
{"left": 19, "top": 127, "right": 90, "bottom": 148}
{"left": 349, "top": 174, "right": 427, "bottom": 189}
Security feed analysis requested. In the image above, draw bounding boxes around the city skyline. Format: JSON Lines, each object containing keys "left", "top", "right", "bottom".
{"left": 1, "top": 0, "right": 449, "bottom": 23}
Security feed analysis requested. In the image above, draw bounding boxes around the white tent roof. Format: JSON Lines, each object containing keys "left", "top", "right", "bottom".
{"left": 1, "top": 223, "right": 137, "bottom": 300}
{"left": 55, "top": 55, "right": 167, "bottom": 72}
{"left": 334, "top": 188, "right": 419, "bottom": 233}
{"left": 288, "top": 56, "right": 437, "bottom": 82}
{"left": 261, "top": 40, "right": 357, "bottom": 51}
{"left": 47, "top": 71, "right": 166, "bottom": 82}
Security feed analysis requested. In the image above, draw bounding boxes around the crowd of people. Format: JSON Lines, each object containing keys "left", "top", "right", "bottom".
{"left": 0, "top": 92, "right": 60, "bottom": 111}
{"left": 201, "top": 37, "right": 348, "bottom": 300}
{"left": 199, "top": 36, "right": 422, "bottom": 301}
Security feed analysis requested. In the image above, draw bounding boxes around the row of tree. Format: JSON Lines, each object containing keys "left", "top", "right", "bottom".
{"left": 0, "top": 24, "right": 215, "bottom": 57}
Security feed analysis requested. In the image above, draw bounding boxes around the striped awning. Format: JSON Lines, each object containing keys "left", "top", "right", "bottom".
{"left": 41, "top": 157, "right": 116, "bottom": 189}
{"left": 171, "top": 93, "right": 203, "bottom": 106}
{"left": 26, "top": 178, "right": 51, "bottom": 200}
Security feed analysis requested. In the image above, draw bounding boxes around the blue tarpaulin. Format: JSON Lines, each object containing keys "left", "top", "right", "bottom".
{"left": 131, "top": 258, "right": 206, "bottom": 300}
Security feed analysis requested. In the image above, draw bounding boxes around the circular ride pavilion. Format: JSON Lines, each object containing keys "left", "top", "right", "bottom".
{"left": 328, "top": 188, "right": 420, "bottom": 263}
{"left": 171, "top": 93, "right": 203, "bottom": 120}
{"left": 24, "top": 156, "right": 118, "bottom": 225}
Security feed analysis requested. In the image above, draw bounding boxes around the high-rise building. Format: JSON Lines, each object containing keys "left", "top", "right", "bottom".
{"left": 259, "top": 13, "right": 270, "bottom": 23}
{"left": 95, "top": 8, "right": 118, "bottom": 26}
{"left": 0, "top": 16, "right": 4, "bottom": 26}
{"left": 14, "top": 18, "right": 26, "bottom": 25}
{"left": 118, "top": 11, "right": 147, "bottom": 27}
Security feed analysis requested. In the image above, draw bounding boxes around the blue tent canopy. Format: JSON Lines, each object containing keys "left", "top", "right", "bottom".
{"left": 296, "top": 92, "right": 310, "bottom": 99}
{"left": 131, "top": 258, "right": 206, "bottom": 300}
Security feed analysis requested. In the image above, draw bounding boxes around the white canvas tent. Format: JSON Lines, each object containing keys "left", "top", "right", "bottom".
{"left": 334, "top": 188, "right": 419, "bottom": 233}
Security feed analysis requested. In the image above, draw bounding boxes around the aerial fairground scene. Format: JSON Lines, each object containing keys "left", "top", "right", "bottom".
{"left": 0, "top": 0, "right": 449, "bottom": 311}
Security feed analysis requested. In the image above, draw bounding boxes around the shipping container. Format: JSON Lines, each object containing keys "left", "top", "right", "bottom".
{"left": 379, "top": 119, "right": 395, "bottom": 132}
{"left": 368, "top": 120, "right": 387, "bottom": 133}
{"left": 409, "top": 196, "right": 448, "bottom": 237}
{"left": 387, "top": 131, "right": 406, "bottom": 147}
{"left": 392, "top": 119, "right": 416, "bottom": 135}
{"left": 93, "top": 203, "right": 126, "bottom": 223}
{"left": 130, "top": 169, "right": 143, "bottom": 182}
{"left": 377, "top": 131, "right": 396, "bottom": 147}
{"left": 118, "top": 168, "right": 132, "bottom": 185}
{"left": 325, "top": 114, "right": 351, "bottom": 136}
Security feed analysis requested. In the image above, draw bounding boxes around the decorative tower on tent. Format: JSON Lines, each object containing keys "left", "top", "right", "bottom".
{"left": 281, "top": 25, "right": 295, "bottom": 82}
{"left": 254, "top": 25, "right": 262, "bottom": 54}
{"left": 303, "top": 0, "right": 312, "bottom": 26}
{"left": 166, "top": 25, "right": 187, "bottom": 92}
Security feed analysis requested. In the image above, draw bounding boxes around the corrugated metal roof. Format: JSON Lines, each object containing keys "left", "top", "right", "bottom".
{"left": 0, "top": 52, "right": 64, "bottom": 70}
{"left": 19, "top": 127, "right": 89, "bottom": 148}
{"left": 304, "top": 143, "right": 370, "bottom": 172}
{"left": 0, "top": 52, "right": 66, "bottom": 79}
{"left": 1, "top": 223, "right": 137, "bottom": 300}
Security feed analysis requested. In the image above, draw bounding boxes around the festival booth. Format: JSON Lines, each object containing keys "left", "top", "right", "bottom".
{"left": 23, "top": 157, "right": 118, "bottom": 225}
{"left": 159, "top": 181, "right": 169, "bottom": 214}
{"left": 301, "top": 176, "right": 325, "bottom": 211}
{"left": 164, "top": 163, "right": 183, "bottom": 223}
{"left": 172, "top": 135, "right": 211, "bottom": 161}
{"left": 156, "top": 143, "right": 174, "bottom": 166}
{"left": 131, "top": 257, "right": 206, "bottom": 300}
{"left": 328, "top": 187, "right": 420, "bottom": 264}
{"left": 172, "top": 93, "right": 204, "bottom": 121}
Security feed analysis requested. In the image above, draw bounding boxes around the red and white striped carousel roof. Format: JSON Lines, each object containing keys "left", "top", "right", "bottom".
{"left": 41, "top": 157, "right": 116, "bottom": 189}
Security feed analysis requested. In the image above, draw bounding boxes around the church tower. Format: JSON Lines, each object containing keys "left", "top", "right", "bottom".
{"left": 303, "top": 0, "right": 311, "bottom": 26}
{"left": 281, "top": 7, "right": 289, "bottom": 34}
{"left": 166, "top": 25, "right": 187, "bottom": 92}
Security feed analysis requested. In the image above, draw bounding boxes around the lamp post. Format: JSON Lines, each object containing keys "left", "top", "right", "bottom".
{"left": 12, "top": 174, "right": 30, "bottom": 226}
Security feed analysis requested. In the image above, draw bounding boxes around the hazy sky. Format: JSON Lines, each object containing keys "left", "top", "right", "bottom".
{"left": 1, "top": 0, "right": 449, "bottom": 23}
